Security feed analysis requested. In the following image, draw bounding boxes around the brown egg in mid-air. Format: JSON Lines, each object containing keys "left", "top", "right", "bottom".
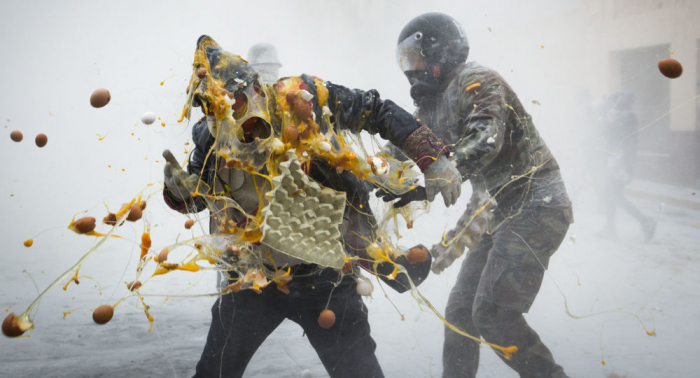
{"left": 90, "top": 88, "right": 111, "bottom": 108}
{"left": 2, "top": 313, "right": 25, "bottom": 337}
{"left": 126, "top": 281, "right": 142, "bottom": 291}
{"left": 185, "top": 219, "right": 195, "bottom": 229}
{"left": 126, "top": 203, "right": 142, "bottom": 222}
{"left": 103, "top": 213, "right": 118, "bottom": 225}
{"left": 92, "top": 305, "right": 114, "bottom": 325}
{"left": 35, "top": 133, "right": 48, "bottom": 148}
{"left": 222, "top": 280, "right": 244, "bottom": 294}
{"left": 74, "top": 216, "right": 96, "bottom": 234}
{"left": 318, "top": 309, "right": 336, "bottom": 329}
{"left": 406, "top": 246, "right": 429, "bottom": 263}
{"left": 658, "top": 58, "right": 683, "bottom": 79}
{"left": 10, "top": 130, "right": 23, "bottom": 142}
{"left": 157, "top": 248, "right": 169, "bottom": 263}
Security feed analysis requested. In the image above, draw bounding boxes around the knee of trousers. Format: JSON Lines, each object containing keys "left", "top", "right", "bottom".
{"left": 471, "top": 299, "right": 513, "bottom": 339}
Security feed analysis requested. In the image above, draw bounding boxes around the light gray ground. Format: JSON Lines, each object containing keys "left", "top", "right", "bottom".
{"left": 2, "top": 190, "right": 698, "bottom": 378}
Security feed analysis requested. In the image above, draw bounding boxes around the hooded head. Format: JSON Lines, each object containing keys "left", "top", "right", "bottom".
{"left": 183, "top": 35, "right": 275, "bottom": 169}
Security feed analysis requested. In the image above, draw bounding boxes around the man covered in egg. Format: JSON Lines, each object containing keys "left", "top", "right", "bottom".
{"left": 162, "top": 35, "right": 462, "bottom": 378}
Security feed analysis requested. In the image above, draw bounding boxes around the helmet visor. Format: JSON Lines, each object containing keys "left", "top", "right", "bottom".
{"left": 396, "top": 32, "right": 426, "bottom": 72}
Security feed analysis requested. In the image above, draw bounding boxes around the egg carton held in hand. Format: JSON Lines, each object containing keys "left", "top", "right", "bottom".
{"left": 260, "top": 149, "right": 347, "bottom": 269}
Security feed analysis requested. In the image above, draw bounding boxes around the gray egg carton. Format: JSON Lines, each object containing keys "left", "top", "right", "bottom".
{"left": 260, "top": 149, "right": 347, "bottom": 269}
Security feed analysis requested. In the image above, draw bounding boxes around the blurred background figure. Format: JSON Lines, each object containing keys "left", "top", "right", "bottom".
{"left": 247, "top": 42, "right": 282, "bottom": 83}
{"left": 597, "top": 91, "right": 656, "bottom": 241}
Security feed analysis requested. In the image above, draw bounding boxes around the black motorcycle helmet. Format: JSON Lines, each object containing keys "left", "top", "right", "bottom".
{"left": 396, "top": 13, "right": 469, "bottom": 107}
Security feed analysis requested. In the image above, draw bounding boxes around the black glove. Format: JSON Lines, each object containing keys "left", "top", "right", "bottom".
{"left": 375, "top": 186, "right": 427, "bottom": 208}
{"left": 375, "top": 244, "right": 432, "bottom": 294}
{"left": 163, "top": 149, "right": 200, "bottom": 201}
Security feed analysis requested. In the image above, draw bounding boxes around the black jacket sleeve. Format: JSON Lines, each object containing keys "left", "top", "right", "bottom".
{"left": 188, "top": 118, "right": 216, "bottom": 178}
{"left": 325, "top": 82, "right": 420, "bottom": 148}
{"left": 162, "top": 117, "right": 212, "bottom": 214}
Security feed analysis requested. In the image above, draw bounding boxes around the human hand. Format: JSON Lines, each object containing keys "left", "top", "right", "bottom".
{"left": 375, "top": 186, "right": 427, "bottom": 208}
{"left": 163, "top": 149, "right": 199, "bottom": 201}
{"left": 430, "top": 241, "right": 461, "bottom": 275}
{"left": 423, "top": 155, "right": 461, "bottom": 207}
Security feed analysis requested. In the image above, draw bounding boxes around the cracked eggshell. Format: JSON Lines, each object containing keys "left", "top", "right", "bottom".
{"left": 271, "top": 138, "right": 285, "bottom": 153}
{"left": 299, "top": 90, "right": 314, "bottom": 102}
{"left": 356, "top": 280, "right": 373, "bottom": 296}
{"left": 319, "top": 141, "right": 332, "bottom": 152}
{"left": 367, "top": 156, "right": 389, "bottom": 176}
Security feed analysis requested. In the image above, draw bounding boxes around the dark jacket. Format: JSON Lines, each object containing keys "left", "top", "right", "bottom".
{"left": 415, "top": 62, "right": 572, "bottom": 215}
{"left": 164, "top": 74, "right": 425, "bottom": 213}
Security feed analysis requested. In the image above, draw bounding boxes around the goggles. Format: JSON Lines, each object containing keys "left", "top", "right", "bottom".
{"left": 396, "top": 32, "right": 427, "bottom": 72}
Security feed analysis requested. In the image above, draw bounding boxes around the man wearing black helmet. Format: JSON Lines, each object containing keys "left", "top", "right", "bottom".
{"left": 391, "top": 12, "right": 574, "bottom": 378}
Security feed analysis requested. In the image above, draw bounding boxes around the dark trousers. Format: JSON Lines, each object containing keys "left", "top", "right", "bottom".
{"left": 602, "top": 178, "right": 649, "bottom": 231}
{"left": 443, "top": 206, "right": 571, "bottom": 378}
{"left": 193, "top": 267, "right": 384, "bottom": 378}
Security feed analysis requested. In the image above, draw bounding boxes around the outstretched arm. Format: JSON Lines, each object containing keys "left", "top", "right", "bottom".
{"left": 325, "top": 81, "right": 461, "bottom": 206}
